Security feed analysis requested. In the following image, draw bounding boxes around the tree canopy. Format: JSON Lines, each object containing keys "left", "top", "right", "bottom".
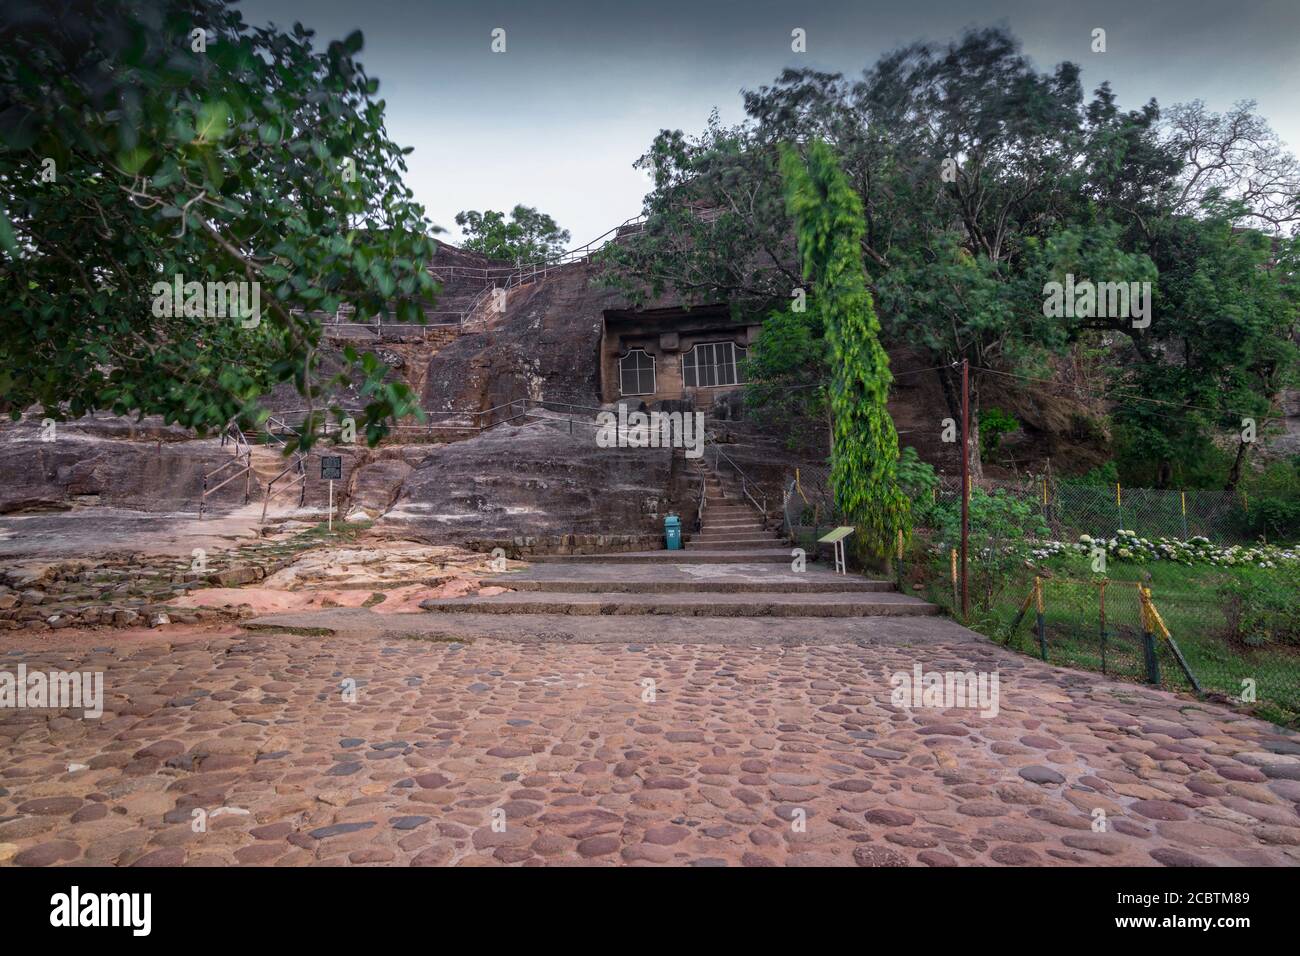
{"left": 455, "top": 204, "right": 570, "bottom": 263}
{"left": 0, "top": 0, "right": 437, "bottom": 448}
{"left": 601, "top": 26, "right": 1299, "bottom": 488}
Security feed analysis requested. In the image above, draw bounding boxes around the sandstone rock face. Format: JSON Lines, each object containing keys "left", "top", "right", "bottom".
{"left": 421, "top": 263, "right": 619, "bottom": 414}
{"left": 0, "top": 419, "right": 240, "bottom": 514}
{"left": 377, "top": 418, "right": 687, "bottom": 546}
{"left": 346, "top": 459, "right": 414, "bottom": 521}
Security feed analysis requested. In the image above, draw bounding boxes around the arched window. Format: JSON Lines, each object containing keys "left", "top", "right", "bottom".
{"left": 682, "top": 341, "right": 745, "bottom": 388}
{"left": 619, "top": 348, "right": 656, "bottom": 396}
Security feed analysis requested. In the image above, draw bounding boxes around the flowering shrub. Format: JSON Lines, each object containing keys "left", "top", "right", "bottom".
{"left": 1066, "top": 531, "right": 1299, "bottom": 568}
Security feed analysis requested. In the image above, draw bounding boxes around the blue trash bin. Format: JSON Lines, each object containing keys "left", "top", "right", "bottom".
{"left": 664, "top": 513, "right": 682, "bottom": 550}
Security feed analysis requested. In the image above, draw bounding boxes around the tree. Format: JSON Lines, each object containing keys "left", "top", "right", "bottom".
{"left": 1164, "top": 100, "right": 1300, "bottom": 235}
{"left": 740, "top": 303, "right": 831, "bottom": 452}
{"left": 454, "top": 204, "right": 570, "bottom": 262}
{"left": 1108, "top": 216, "right": 1297, "bottom": 488}
{"left": 597, "top": 112, "right": 798, "bottom": 314}
{"left": 603, "top": 26, "right": 1299, "bottom": 486}
{"left": 0, "top": 0, "right": 438, "bottom": 449}
{"left": 781, "top": 139, "right": 909, "bottom": 566}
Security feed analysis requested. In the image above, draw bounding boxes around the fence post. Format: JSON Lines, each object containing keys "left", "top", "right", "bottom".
{"left": 895, "top": 529, "right": 904, "bottom": 590}
{"left": 949, "top": 548, "right": 958, "bottom": 613}
{"left": 1116, "top": 482, "right": 1123, "bottom": 530}
{"left": 1098, "top": 579, "right": 1108, "bottom": 676}
{"left": 1180, "top": 490, "right": 1189, "bottom": 540}
{"left": 1139, "top": 585, "right": 1160, "bottom": 685}
{"left": 1035, "top": 576, "right": 1047, "bottom": 661}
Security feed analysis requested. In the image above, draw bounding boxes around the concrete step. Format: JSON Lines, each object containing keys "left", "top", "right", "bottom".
{"left": 506, "top": 578, "right": 896, "bottom": 594}
{"left": 527, "top": 549, "right": 792, "bottom": 564}
{"left": 699, "top": 523, "right": 764, "bottom": 532}
{"left": 419, "top": 590, "right": 937, "bottom": 617}
{"left": 687, "top": 539, "right": 782, "bottom": 549}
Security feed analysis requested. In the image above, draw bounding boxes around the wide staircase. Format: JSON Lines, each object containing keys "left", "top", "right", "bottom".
{"left": 418, "top": 456, "right": 937, "bottom": 619}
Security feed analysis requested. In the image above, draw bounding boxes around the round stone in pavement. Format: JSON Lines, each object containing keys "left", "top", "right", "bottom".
{"left": 132, "top": 847, "right": 187, "bottom": 867}
{"left": 1149, "top": 847, "right": 1213, "bottom": 867}
{"left": 864, "top": 809, "right": 915, "bottom": 827}
{"left": 14, "top": 840, "right": 81, "bottom": 867}
{"left": 390, "top": 816, "right": 431, "bottom": 831}
{"left": 577, "top": 836, "right": 620, "bottom": 857}
{"left": 1018, "top": 766, "right": 1065, "bottom": 785}
{"left": 853, "top": 844, "right": 907, "bottom": 867}
{"left": 1130, "top": 799, "right": 1190, "bottom": 821}
{"left": 309, "top": 822, "right": 375, "bottom": 840}
{"left": 16, "top": 797, "right": 84, "bottom": 816}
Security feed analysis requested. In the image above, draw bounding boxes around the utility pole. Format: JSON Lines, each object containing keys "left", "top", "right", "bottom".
{"left": 960, "top": 358, "right": 970, "bottom": 621}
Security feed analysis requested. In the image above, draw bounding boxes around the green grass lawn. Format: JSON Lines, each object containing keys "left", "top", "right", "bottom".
{"left": 919, "top": 554, "right": 1300, "bottom": 727}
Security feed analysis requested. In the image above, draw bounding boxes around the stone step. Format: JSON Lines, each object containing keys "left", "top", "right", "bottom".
{"left": 528, "top": 549, "right": 792, "bottom": 564}
{"left": 700, "top": 521, "right": 764, "bottom": 531}
{"left": 507, "top": 578, "right": 896, "bottom": 594}
{"left": 687, "top": 539, "right": 782, "bottom": 549}
{"left": 419, "top": 590, "right": 936, "bottom": 617}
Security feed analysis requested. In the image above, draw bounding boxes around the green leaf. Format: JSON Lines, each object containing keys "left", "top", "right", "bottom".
{"left": 195, "top": 101, "right": 230, "bottom": 142}
{"left": 0, "top": 205, "right": 19, "bottom": 259}
{"left": 116, "top": 147, "right": 152, "bottom": 175}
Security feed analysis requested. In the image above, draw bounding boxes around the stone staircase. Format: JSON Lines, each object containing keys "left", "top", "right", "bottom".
{"left": 688, "top": 457, "right": 782, "bottom": 552}
{"left": 418, "top": 454, "right": 936, "bottom": 618}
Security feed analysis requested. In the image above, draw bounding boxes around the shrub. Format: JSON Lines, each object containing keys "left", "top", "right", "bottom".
{"left": 978, "top": 407, "right": 1020, "bottom": 461}
{"left": 1218, "top": 565, "right": 1300, "bottom": 649}
{"left": 932, "top": 488, "right": 1049, "bottom": 610}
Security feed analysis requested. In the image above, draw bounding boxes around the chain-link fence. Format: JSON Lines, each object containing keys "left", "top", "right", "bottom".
{"left": 930, "top": 475, "right": 1262, "bottom": 545}
{"left": 784, "top": 464, "right": 1300, "bottom": 726}
{"left": 904, "top": 555, "right": 1300, "bottom": 727}
{"left": 782, "top": 465, "right": 837, "bottom": 553}
{"left": 788, "top": 468, "right": 1264, "bottom": 548}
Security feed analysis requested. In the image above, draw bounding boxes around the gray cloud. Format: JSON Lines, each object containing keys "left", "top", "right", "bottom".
{"left": 240, "top": 0, "right": 1300, "bottom": 246}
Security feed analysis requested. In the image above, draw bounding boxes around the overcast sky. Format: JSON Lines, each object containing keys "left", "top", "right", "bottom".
{"left": 239, "top": 0, "right": 1300, "bottom": 248}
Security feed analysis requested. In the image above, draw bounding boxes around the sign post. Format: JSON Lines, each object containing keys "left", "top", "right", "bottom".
{"left": 320, "top": 456, "right": 343, "bottom": 531}
{"left": 817, "top": 526, "right": 855, "bottom": 575}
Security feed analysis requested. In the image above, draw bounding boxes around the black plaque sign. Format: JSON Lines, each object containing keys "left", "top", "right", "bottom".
{"left": 320, "top": 456, "right": 343, "bottom": 480}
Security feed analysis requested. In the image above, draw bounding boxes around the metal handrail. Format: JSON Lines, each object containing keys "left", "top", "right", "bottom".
{"left": 695, "top": 471, "right": 707, "bottom": 534}
{"left": 258, "top": 415, "right": 309, "bottom": 525}
{"left": 707, "top": 437, "right": 768, "bottom": 528}
{"left": 200, "top": 420, "right": 254, "bottom": 518}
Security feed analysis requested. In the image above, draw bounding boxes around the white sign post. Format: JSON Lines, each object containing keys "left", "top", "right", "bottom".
{"left": 320, "top": 456, "right": 343, "bottom": 532}
{"left": 818, "top": 526, "right": 855, "bottom": 574}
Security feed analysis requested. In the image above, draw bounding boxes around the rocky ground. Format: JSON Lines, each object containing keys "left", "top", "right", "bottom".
{"left": 0, "top": 520, "right": 505, "bottom": 634}
{"left": 2, "top": 615, "right": 1298, "bottom": 867}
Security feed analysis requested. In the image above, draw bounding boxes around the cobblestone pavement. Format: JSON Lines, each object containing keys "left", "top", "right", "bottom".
{"left": 1, "top": 624, "right": 1298, "bottom": 867}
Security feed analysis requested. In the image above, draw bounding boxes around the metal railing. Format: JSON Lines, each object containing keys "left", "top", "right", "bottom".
{"left": 706, "top": 437, "right": 768, "bottom": 528}
{"left": 694, "top": 470, "right": 708, "bottom": 534}
{"left": 456, "top": 214, "right": 649, "bottom": 331}
{"left": 258, "top": 415, "right": 308, "bottom": 526}
{"left": 286, "top": 212, "right": 658, "bottom": 338}
{"left": 199, "top": 421, "right": 254, "bottom": 518}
